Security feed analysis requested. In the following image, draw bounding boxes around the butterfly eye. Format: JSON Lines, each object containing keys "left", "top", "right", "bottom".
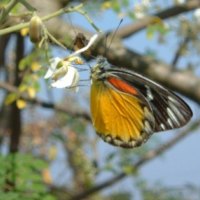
{"left": 96, "top": 56, "right": 105, "bottom": 65}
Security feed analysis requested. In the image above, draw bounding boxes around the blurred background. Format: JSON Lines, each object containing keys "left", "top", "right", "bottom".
{"left": 0, "top": 0, "right": 200, "bottom": 199}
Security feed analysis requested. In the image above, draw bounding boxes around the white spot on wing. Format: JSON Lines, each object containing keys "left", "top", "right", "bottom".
{"left": 105, "top": 135, "right": 112, "bottom": 142}
{"left": 145, "top": 85, "right": 154, "bottom": 100}
{"left": 168, "top": 96, "right": 179, "bottom": 105}
{"left": 144, "top": 120, "right": 152, "bottom": 134}
{"left": 168, "top": 101, "right": 185, "bottom": 122}
{"left": 167, "top": 107, "right": 180, "bottom": 126}
{"left": 113, "top": 139, "right": 123, "bottom": 146}
{"left": 144, "top": 107, "right": 155, "bottom": 123}
{"left": 167, "top": 118, "right": 174, "bottom": 128}
{"left": 131, "top": 140, "right": 136, "bottom": 147}
{"left": 160, "top": 123, "right": 166, "bottom": 130}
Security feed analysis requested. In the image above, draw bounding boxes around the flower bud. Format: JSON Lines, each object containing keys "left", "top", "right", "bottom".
{"left": 29, "top": 15, "right": 43, "bottom": 43}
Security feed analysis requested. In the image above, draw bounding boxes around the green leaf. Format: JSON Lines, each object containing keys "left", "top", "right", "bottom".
{"left": 128, "top": 11, "right": 136, "bottom": 20}
{"left": 106, "top": 192, "right": 132, "bottom": 200}
{"left": 0, "top": 192, "right": 20, "bottom": 200}
{"left": 122, "top": 165, "right": 134, "bottom": 174}
{"left": 112, "top": 0, "right": 121, "bottom": 13}
{"left": 0, "top": 0, "right": 10, "bottom": 6}
{"left": 146, "top": 25, "right": 156, "bottom": 39}
{"left": 42, "top": 195, "right": 56, "bottom": 200}
{"left": 5, "top": 93, "right": 18, "bottom": 105}
{"left": 122, "top": 0, "right": 129, "bottom": 7}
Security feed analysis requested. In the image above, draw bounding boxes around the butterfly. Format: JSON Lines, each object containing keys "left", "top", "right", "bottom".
{"left": 74, "top": 34, "right": 193, "bottom": 148}
{"left": 90, "top": 57, "right": 192, "bottom": 148}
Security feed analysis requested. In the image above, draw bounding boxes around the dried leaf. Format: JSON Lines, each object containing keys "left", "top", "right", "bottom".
{"left": 27, "top": 87, "right": 36, "bottom": 98}
{"left": 31, "top": 62, "right": 41, "bottom": 71}
{"left": 20, "top": 28, "right": 29, "bottom": 36}
{"left": 42, "top": 169, "right": 52, "bottom": 184}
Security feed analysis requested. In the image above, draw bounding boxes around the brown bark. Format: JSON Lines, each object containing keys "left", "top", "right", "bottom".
{"left": 9, "top": 34, "right": 24, "bottom": 153}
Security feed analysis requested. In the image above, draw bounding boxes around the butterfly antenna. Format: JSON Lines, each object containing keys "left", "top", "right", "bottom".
{"left": 105, "top": 18, "right": 123, "bottom": 56}
{"left": 103, "top": 32, "right": 109, "bottom": 57}
{"left": 87, "top": 63, "right": 92, "bottom": 72}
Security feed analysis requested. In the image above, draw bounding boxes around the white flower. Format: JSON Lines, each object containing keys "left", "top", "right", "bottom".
{"left": 194, "top": 8, "right": 200, "bottom": 23}
{"left": 44, "top": 33, "right": 99, "bottom": 91}
{"left": 134, "top": 4, "right": 145, "bottom": 19}
{"left": 44, "top": 57, "right": 80, "bottom": 91}
{"left": 44, "top": 57, "right": 61, "bottom": 79}
{"left": 141, "top": 0, "right": 151, "bottom": 7}
{"left": 51, "top": 65, "right": 79, "bottom": 91}
{"left": 133, "top": 0, "right": 152, "bottom": 19}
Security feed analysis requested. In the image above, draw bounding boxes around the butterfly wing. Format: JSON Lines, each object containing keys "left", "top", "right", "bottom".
{"left": 107, "top": 68, "right": 193, "bottom": 132}
{"left": 90, "top": 74, "right": 156, "bottom": 148}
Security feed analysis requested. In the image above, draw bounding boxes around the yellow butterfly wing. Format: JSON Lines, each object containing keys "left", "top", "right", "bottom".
{"left": 90, "top": 77, "right": 155, "bottom": 148}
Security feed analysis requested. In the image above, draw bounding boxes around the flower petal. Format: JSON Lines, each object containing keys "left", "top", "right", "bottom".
{"left": 194, "top": 8, "right": 200, "bottom": 23}
{"left": 71, "top": 68, "right": 80, "bottom": 92}
{"left": 51, "top": 66, "right": 79, "bottom": 89}
{"left": 44, "top": 57, "right": 62, "bottom": 79}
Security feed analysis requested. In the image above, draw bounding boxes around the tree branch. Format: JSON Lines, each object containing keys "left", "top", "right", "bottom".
{"left": 70, "top": 119, "right": 200, "bottom": 200}
{"left": 0, "top": 81, "right": 91, "bottom": 121}
{"left": 0, "top": 4, "right": 84, "bottom": 36}
{"left": 0, "top": 34, "right": 11, "bottom": 67}
{"left": 116, "top": 0, "right": 200, "bottom": 38}
{"left": 171, "top": 35, "right": 190, "bottom": 68}
{"left": 9, "top": 34, "right": 24, "bottom": 153}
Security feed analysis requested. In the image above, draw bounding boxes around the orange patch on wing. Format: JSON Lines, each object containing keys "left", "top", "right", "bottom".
{"left": 107, "top": 76, "right": 138, "bottom": 96}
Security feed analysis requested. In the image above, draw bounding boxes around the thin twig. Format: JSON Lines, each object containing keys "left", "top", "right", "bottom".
{"left": 171, "top": 35, "right": 190, "bottom": 69}
{"left": 46, "top": 29, "right": 67, "bottom": 49}
{"left": 0, "top": 4, "right": 82, "bottom": 35}
{"left": 76, "top": 8, "right": 101, "bottom": 33}
{"left": 0, "top": 81, "right": 91, "bottom": 121}
{"left": 0, "top": 3, "right": 100, "bottom": 36}
{"left": 17, "top": 0, "right": 36, "bottom": 11}
{"left": 0, "top": 0, "right": 18, "bottom": 23}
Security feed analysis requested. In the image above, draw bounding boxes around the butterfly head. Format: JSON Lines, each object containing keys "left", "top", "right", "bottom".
{"left": 91, "top": 56, "right": 110, "bottom": 81}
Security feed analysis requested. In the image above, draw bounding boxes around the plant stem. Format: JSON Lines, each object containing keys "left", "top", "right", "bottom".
{"left": 76, "top": 9, "right": 101, "bottom": 33}
{"left": 0, "top": 0, "right": 18, "bottom": 23}
{"left": 0, "top": 3, "right": 99, "bottom": 36}
{"left": 17, "top": 0, "right": 36, "bottom": 11}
